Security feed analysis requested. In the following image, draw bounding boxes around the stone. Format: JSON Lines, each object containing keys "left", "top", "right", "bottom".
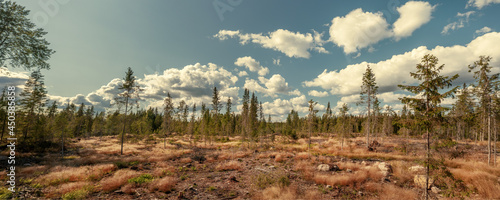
{"left": 414, "top": 175, "right": 434, "bottom": 189}
{"left": 431, "top": 186, "right": 441, "bottom": 193}
{"left": 346, "top": 169, "right": 352, "bottom": 173}
{"left": 329, "top": 164, "right": 340, "bottom": 171}
{"left": 317, "top": 164, "right": 330, "bottom": 172}
{"left": 326, "top": 185, "right": 333, "bottom": 189}
{"left": 408, "top": 165, "right": 425, "bottom": 173}
{"left": 378, "top": 162, "right": 392, "bottom": 176}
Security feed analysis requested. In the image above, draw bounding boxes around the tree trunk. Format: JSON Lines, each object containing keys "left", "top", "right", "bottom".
{"left": 425, "top": 128, "right": 430, "bottom": 200}
{"left": 121, "top": 97, "right": 129, "bottom": 155}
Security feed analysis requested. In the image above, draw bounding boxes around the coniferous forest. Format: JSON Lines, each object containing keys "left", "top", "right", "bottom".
{"left": 1, "top": 1, "right": 500, "bottom": 199}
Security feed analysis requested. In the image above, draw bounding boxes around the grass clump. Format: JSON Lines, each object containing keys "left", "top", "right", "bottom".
{"left": 128, "top": 174, "right": 154, "bottom": 184}
{"left": 61, "top": 187, "right": 91, "bottom": 200}
{"left": 0, "top": 187, "right": 13, "bottom": 199}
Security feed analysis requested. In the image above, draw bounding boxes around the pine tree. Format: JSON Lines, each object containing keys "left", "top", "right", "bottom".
{"left": 118, "top": 67, "right": 141, "bottom": 154}
{"left": 242, "top": 89, "right": 250, "bottom": 145}
{"left": 19, "top": 69, "right": 47, "bottom": 142}
{"left": 308, "top": 99, "right": 318, "bottom": 149}
{"left": 398, "top": 54, "right": 459, "bottom": 199}
{"left": 451, "top": 84, "right": 475, "bottom": 141}
{"left": 339, "top": 103, "right": 349, "bottom": 150}
{"left": 163, "top": 93, "right": 174, "bottom": 147}
{"left": 468, "top": 56, "right": 499, "bottom": 165}
{"left": 359, "top": 65, "right": 378, "bottom": 148}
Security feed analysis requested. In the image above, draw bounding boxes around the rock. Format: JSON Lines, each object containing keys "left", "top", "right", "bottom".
{"left": 408, "top": 165, "right": 425, "bottom": 173}
{"left": 346, "top": 169, "right": 352, "bottom": 173}
{"left": 317, "top": 164, "right": 331, "bottom": 172}
{"left": 431, "top": 186, "right": 441, "bottom": 193}
{"left": 326, "top": 185, "right": 333, "bottom": 189}
{"left": 269, "top": 165, "right": 276, "bottom": 169}
{"left": 361, "top": 161, "right": 368, "bottom": 166}
{"left": 329, "top": 164, "right": 340, "bottom": 171}
{"left": 378, "top": 162, "right": 392, "bottom": 176}
{"left": 414, "top": 175, "right": 434, "bottom": 189}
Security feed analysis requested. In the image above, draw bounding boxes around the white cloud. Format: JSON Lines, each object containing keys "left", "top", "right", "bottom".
{"left": 467, "top": 0, "right": 500, "bottom": 9}
{"left": 238, "top": 71, "right": 249, "bottom": 77}
{"left": 262, "top": 95, "right": 325, "bottom": 121}
{"left": 308, "top": 90, "right": 329, "bottom": 97}
{"left": 234, "top": 56, "right": 269, "bottom": 76}
{"left": 305, "top": 32, "right": 500, "bottom": 97}
{"left": 442, "top": 11, "right": 476, "bottom": 35}
{"left": 393, "top": 1, "right": 435, "bottom": 40}
{"left": 214, "top": 29, "right": 328, "bottom": 58}
{"left": 48, "top": 63, "right": 241, "bottom": 112}
{"left": 244, "top": 74, "right": 301, "bottom": 97}
{"left": 475, "top": 26, "right": 493, "bottom": 37}
{"left": 0, "top": 67, "right": 29, "bottom": 90}
{"left": 329, "top": 8, "right": 393, "bottom": 54}
{"left": 273, "top": 58, "right": 281, "bottom": 66}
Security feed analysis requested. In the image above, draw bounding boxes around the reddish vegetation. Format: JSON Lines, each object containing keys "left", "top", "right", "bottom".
{"left": 3, "top": 135, "right": 498, "bottom": 199}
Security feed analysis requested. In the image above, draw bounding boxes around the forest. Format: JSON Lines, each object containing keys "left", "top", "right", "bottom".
{"left": 1, "top": 1, "right": 500, "bottom": 199}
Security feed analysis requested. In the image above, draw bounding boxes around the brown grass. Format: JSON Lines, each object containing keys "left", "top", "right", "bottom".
{"left": 149, "top": 176, "right": 178, "bottom": 192}
{"left": 179, "top": 157, "right": 192, "bottom": 163}
{"left": 313, "top": 166, "right": 383, "bottom": 187}
{"left": 36, "top": 165, "right": 107, "bottom": 185}
{"left": 99, "top": 169, "right": 140, "bottom": 192}
{"left": 256, "top": 185, "right": 321, "bottom": 200}
{"left": 378, "top": 184, "right": 417, "bottom": 200}
{"left": 450, "top": 168, "right": 500, "bottom": 199}
{"left": 216, "top": 161, "right": 243, "bottom": 171}
{"left": 295, "top": 152, "right": 310, "bottom": 160}
{"left": 44, "top": 181, "right": 90, "bottom": 198}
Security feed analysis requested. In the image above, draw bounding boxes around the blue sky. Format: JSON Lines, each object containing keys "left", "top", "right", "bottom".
{"left": 3, "top": 0, "right": 500, "bottom": 120}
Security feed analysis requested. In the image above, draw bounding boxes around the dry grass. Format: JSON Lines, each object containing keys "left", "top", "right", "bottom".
{"left": 216, "top": 161, "right": 243, "bottom": 171}
{"left": 390, "top": 161, "right": 414, "bottom": 184}
{"left": 149, "top": 176, "right": 178, "bottom": 192}
{"left": 19, "top": 165, "right": 49, "bottom": 177}
{"left": 450, "top": 168, "right": 500, "bottom": 199}
{"left": 295, "top": 152, "right": 310, "bottom": 160}
{"left": 179, "top": 157, "right": 192, "bottom": 163}
{"left": 313, "top": 166, "right": 383, "bottom": 187}
{"left": 378, "top": 184, "right": 417, "bottom": 199}
{"left": 35, "top": 164, "right": 113, "bottom": 185}
{"left": 44, "top": 181, "right": 90, "bottom": 198}
{"left": 99, "top": 169, "right": 140, "bottom": 192}
{"left": 152, "top": 163, "right": 176, "bottom": 177}
{"left": 256, "top": 185, "right": 321, "bottom": 200}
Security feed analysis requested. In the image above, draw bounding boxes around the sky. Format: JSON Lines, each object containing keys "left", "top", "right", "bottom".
{"left": 2, "top": 0, "right": 500, "bottom": 121}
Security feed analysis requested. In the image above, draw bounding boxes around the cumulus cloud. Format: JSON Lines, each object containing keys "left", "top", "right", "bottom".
{"left": 273, "top": 58, "right": 281, "bottom": 66}
{"left": 238, "top": 71, "right": 249, "bottom": 77}
{"left": 214, "top": 29, "right": 328, "bottom": 58}
{"left": 244, "top": 74, "right": 301, "bottom": 97}
{"left": 467, "top": 0, "right": 500, "bottom": 9}
{"left": 442, "top": 11, "right": 476, "bottom": 35}
{"left": 475, "top": 26, "right": 493, "bottom": 37}
{"left": 308, "top": 90, "right": 329, "bottom": 97}
{"left": 234, "top": 56, "right": 269, "bottom": 76}
{"left": 393, "top": 1, "right": 435, "bottom": 40}
{"left": 304, "top": 32, "right": 500, "bottom": 97}
{"left": 329, "top": 1, "right": 435, "bottom": 54}
{"left": 329, "top": 8, "right": 392, "bottom": 54}
{"left": 47, "top": 63, "right": 241, "bottom": 112}
{"left": 261, "top": 95, "right": 325, "bottom": 121}
{"left": 0, "top": 67, "right": 29, "bottom": 90}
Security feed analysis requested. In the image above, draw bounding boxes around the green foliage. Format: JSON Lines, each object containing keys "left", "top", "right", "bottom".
{"left": 0, "top": 1, "right": 55, "bottom": 69}
{"left": 61, "top": 186, "right": 93, "bottom": 200}
{"left": 206, "top": 186, "right": 217, "bottom": 192}
{"left": 0, "top": 187, "right": 13, "bottom": 199}
{"left": 128, "top": 174, "right": 154, "bottom": 184}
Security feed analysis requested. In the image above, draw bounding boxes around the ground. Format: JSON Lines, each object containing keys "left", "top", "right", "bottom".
{"left": 1, "top": 134, "right": 499, "bottom": 199}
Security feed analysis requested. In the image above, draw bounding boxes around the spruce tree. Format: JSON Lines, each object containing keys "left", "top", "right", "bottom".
{"left": 359, "top": 65, "right": 378, "bottom": 148}
{"left": 118, "top": 67, "right": 141, "bottom": 155}
{"left": 468, "top": 56, "right": 499, "bottom": 165}
{"left": 398, "top": 54, "right": 459, "bottom": 199}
